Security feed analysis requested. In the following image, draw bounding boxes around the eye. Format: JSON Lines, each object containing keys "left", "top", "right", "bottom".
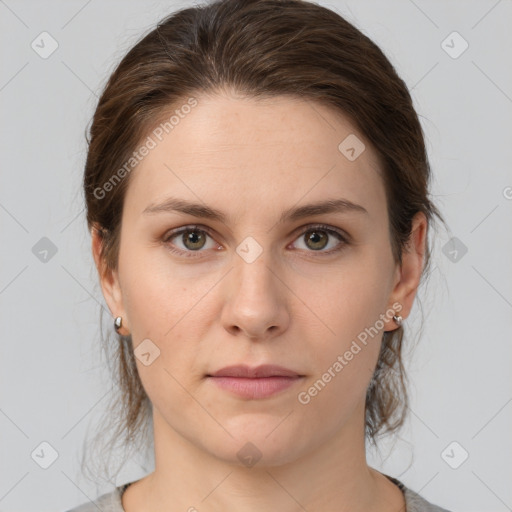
{"left": 163, "top": 225, "right": 219, "bottom": 257}
{"left": 162, "top": 223, "right": 349, "bottom": 259}
{"left": 291, "top": 224, "right": 348, "bottom": 254}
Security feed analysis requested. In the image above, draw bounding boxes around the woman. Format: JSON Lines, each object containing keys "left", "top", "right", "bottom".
{"left": 69, "top": 0, "right": 451, "bottom": 510}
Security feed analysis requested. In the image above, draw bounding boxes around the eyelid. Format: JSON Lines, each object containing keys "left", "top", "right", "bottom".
{"left": 162, "top": 224, "right": 221, "bottom": 253}
{"left": 163, "top": 224, "right": 217, "bottom": 241}
{"left": 289, "top": 222, "right": 350, "bottom": 242}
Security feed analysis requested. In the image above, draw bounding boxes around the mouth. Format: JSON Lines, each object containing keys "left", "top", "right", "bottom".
{"left": 206, "top": 364, "right": 305, "bottom": 399}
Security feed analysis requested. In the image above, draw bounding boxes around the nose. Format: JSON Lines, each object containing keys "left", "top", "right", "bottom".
{"left": 220, "top": 250, "right": 290, "bottom": 341}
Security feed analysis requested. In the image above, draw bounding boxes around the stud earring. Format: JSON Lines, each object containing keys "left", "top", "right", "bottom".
{"left": 114, "top": 316, "right": 123, "bottom": 334}
{"left": 392, "top": 314, "right": 403, "bottom": 327}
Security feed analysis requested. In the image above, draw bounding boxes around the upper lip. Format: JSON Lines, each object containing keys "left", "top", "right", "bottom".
{"left": 208, "top": 364, "right": 303, "bottom": 378}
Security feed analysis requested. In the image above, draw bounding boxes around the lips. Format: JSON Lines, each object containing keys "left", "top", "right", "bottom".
{"left": 207, "top": 365, "right": 304, "bottom": 399}
{"left": 208, "top": 364, "right": 303, "bottom": 378}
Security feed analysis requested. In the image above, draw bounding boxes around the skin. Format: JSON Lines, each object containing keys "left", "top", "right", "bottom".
{"left": 92, "top": 90, "right": 426, "bottom": 512}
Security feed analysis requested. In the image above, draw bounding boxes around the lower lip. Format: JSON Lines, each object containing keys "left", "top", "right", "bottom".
{"left": 208, "top": 376, "right": 302, "bottom": 399}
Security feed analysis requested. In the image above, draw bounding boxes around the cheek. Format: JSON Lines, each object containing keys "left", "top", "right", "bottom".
{"left": 120, "top": 246, "right": 216, "bottom": 342}
{"left": 304, "top": 257, "right": 389, "bottom": 349}
{"left": 296, "top": 256, "right": 389, "bottom": 404}
{"left": 297, "top": 307, "right": 382, "bottom": 426}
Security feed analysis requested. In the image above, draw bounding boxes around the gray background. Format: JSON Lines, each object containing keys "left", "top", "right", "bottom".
{"left": 1, "top": 0, "right": 511, "bottom": 511}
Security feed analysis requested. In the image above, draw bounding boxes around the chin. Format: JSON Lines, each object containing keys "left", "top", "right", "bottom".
{"left": 203, "top": 419, "right": 310, "bottom": 468}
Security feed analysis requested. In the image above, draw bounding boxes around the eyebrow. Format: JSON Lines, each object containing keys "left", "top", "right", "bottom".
{"left": 142, "top": 196, "right": 368, "bottom": 223}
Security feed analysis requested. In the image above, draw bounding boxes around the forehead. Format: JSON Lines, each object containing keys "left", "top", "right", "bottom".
{"left": 123, "top": 93, "right": 386, "bottom": 223}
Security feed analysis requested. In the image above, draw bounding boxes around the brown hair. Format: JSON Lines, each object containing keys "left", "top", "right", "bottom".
{"left": 82, "top": 0, "right": 446, "bottom": 484}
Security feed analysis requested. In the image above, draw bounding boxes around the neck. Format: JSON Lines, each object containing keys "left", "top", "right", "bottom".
{"left": 128, "top": 402, "right": 395, "bottom": 512}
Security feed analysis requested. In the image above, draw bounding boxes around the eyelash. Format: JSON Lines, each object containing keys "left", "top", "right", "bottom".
{"left": 162, "top": 223, "right": 349, "bottom": 259}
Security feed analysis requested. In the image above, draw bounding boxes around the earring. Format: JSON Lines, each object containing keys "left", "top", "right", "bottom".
{"left": 392, "top": 314, "right": 403, "bottom": 327}
{"left": 114, "top": 316, "right": 123, "bottom": 334}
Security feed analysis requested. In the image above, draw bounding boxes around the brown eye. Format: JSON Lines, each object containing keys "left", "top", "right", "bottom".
{"left": 304, "top": 229, "right": 329, "bottom": 250}
{"left": 181, "top": 229, "right": 207, "bottom": 250}
{"left": 291, "top": 224, "right": 348, "bottom": 255}
{"left": 163, "top": 225, "right": 218, "bottom": 258}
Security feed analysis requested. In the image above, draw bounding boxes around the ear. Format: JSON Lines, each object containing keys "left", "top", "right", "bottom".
{"left": 91, "top": 225, "right": 129, "bottom": 334}
{"left": 385, "top": 211, "right": 428, "bottom": 330}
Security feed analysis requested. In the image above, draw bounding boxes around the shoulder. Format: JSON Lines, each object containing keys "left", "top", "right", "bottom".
{"left": 63, "top": 485, "right": 126, "bottom": 512}
{"left": 64, "top": 477, "right": 454, "bottom": 512}
{"left": 401, "top": 481, "right": 453, "bottom": 512}
{"left": 384, "top": 473, "right": 452, "bottom": 512}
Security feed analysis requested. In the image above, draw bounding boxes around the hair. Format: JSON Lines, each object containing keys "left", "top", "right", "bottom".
{"left": 81, "top": 0, "right": 446, "bottom": 485}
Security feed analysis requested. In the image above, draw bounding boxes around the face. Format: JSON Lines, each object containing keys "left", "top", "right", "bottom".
{"left": 93, "top": 92, "right": 425, "bottom": 467}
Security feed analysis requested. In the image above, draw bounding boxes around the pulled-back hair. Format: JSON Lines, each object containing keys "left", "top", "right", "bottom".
{"left": 82, "top": 0, "right": 445, "bottom": 484}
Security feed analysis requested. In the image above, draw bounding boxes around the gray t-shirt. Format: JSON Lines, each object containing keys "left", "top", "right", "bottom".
{"left": 65, "top": 474, "right": 452, "bottom": 512}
